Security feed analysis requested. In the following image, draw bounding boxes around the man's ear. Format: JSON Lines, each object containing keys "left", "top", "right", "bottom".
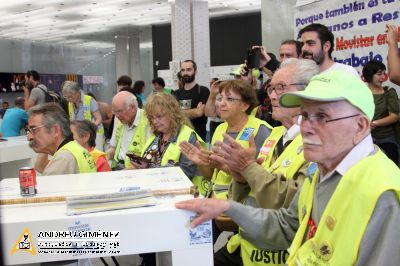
{"left": 353, "top": 115, "right": 370, "bottom": 145}
{"left": 323, "top": 41, "right": 331, "bottom": 54}
{"left": 51, "top": 124, "right": 62, "bottom": 136}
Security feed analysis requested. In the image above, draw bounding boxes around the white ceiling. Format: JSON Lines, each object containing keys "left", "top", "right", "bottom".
{"left": 0, "top": 0, "right": 260, "bottom": 49}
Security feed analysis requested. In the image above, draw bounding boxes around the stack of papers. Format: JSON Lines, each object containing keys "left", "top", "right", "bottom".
{"left": 66, "top": 189, "right": 157, "bottom": 215}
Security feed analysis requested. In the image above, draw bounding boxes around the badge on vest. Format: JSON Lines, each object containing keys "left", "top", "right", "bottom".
{"left": 282, "top": 158, "right": 292, "bottom": 167}
{"left": 306, "top": 162, "right": 318, "bottom": 177}
{"left": 260, "top": 139, "right": 276, "bottom": 155}
{"left": 325, "top": 215, "right": 336, "bottom": 231}
{"left": 132, "top": 141, "right": 138, "bottom": 146}
{"left": 318, "top": 241, "right": 333, "bottom": 261}
{"left": 239, "top": 127, "right": 255, "bottom": 141}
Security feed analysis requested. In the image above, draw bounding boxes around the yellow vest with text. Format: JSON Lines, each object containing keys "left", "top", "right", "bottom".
{"left": 68, "top": 94, "right": 104, "bottom": 135}
{"left": 227, "top": 127, "right": 305, "bottom": 266}
{"left": 287, "top": 150, "right": 400, "bottom": 266}
{"left": 140, "top": 125, "right": 208, "bottom": 195}
{"left": 209, "top": 115, "right": 271, "bottom": 199}
{"left": 111, "top": 111, "right": 149, "bottom": 169}
{"left": 54, "top": 141, "right": 97, "bottom": 173}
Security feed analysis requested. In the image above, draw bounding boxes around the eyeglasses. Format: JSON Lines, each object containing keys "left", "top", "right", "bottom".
{"left": 216, "top": 95, "right": 242, "bottom": 103}
{"left": 148, "top": 114, "right": 166, "bottom": 121}
{"left": 295, "top": 113, "right": 360, "bottom": 126}
{"left": 113, "top": 106, "right": 130, "bottom": 115}
{"left": 25, "top": 124, "right": 47, "bottom": 135}
{"left": 267, "top": 83, "right": 306, "bottom": 96}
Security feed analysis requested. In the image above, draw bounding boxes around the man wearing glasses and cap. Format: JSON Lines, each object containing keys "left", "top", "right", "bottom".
{"left": 176, "top": 70, "right": 400, "bottom": 265}
{"left": 27, "top": 103, "right": 96, "bottom": 175}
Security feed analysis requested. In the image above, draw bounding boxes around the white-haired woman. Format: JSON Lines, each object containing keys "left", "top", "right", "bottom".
{"left": 62, "top": 81, "right": 104, "bottom": 151}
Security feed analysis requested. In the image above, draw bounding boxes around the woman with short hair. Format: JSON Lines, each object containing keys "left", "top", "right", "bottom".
{"left": 362, "top": 60, "right": 399, "bottom": 164}
{"left": 70, "top": 120, "right": 111, "bottom": 172}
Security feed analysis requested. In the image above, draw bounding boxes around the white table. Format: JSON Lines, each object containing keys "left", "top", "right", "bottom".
{"left": 0, "top": 136, "right": 37, "bottom": 179}
{"left": 0, "top": 167, "right": 213, "bottom": 266}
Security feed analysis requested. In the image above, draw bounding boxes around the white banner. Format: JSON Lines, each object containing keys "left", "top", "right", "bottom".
{"left": 83, "top": 76, "right": 104, "bottom": 84}
{"left": 295, "top": 0, "right": 400, "bottom": 71}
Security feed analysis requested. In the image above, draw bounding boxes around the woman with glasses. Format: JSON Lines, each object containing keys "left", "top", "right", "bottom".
{"left": 362, "top": 60, "right": 399, "bottom": 164}
{"left": 182, "top": 80, "right": 271, "bottom": 199}
{"left": 180, "top": 80, "right": 271, "bottom": 240}
{"left": 61, "top": 81, "right": 104, "bottom": 151}
{"left": 129, "top": 93, "right": 203, "bottom": 184}
{"left": 128, "top": 94, "right": 201, "bottom": 266}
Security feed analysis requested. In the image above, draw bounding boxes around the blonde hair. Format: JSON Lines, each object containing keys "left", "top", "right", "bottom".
{"left": 144, "top": 93, "right": 192, "bottom": 136}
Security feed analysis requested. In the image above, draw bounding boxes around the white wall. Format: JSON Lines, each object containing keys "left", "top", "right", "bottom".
{"left": 261, "top": 0, "right": 297, "bottom": 54}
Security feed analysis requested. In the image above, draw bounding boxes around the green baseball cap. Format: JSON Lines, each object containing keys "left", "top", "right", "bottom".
{"left": 279, "top": 70, "right": 374, "bottom": 120}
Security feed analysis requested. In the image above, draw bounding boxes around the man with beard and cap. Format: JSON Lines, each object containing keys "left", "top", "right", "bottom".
{"left": 172, "top": 59, "right": 210, "bottom": 141}
{"left": 27, "top": 103, "right": 96, "bottom": 175}
{"left": 299, "top": 23, "right": 359, "bottom": 76}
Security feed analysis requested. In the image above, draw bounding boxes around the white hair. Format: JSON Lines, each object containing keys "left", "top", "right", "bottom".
{"left": 279, "top": 58, "right": 319, "bottom": 90}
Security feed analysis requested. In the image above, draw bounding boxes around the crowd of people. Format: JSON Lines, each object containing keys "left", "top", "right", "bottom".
{"left": 1, "top": 22, "right": 400, "bottom": 266}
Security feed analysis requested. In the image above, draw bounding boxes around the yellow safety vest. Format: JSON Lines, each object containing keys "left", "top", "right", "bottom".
{"left": 111, "top": 111, "right": 149, "bottom": 169}
{"left": 250, "top": 106, "right": 259, "bottom": 117}
{"left": 287, "top": 149, "right": 400, "bottom": 265}
{"left": 140, "top": 125, "right": 209, "bottom": 195}
{"left": 209, "top": 115, "right": 271, "bottom": 199}
{"left": 53, "top": 141, "right": 97, "bottom": 173}
{"left": 68, "top": 94, "right": 104, "bottom": 135}
{"left": 227, "top": 129, "right": 305, "bottom": 266}
{"left": 258, "top": 126, "right": 286, "bottom": 169}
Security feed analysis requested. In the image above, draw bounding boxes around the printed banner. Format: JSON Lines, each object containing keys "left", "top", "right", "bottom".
{"left": 295, "top": 0, "right": 400, "bottom": 71}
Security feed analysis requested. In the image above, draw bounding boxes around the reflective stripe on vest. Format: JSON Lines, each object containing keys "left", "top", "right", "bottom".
{"left": 54, "top": 141, "right": 97, "bottom": 173}
{"left": 287, "top": 150, "right": 400, "bottom": 265}
{"left": 209, "top": 116, "right": 271, "bottom": 199}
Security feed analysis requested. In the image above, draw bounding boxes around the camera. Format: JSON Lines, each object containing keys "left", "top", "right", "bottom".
{"left": 246, "top": 48, "right": 261, "bottom": 69}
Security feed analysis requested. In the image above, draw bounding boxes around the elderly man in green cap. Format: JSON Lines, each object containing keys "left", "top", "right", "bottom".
{"left": 176, "top": 70, "right": 400, "bottom": 265}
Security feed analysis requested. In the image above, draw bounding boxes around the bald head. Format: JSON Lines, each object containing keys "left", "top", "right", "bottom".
{"left": 112, "top": 91, "right": 138, "bottom": 125}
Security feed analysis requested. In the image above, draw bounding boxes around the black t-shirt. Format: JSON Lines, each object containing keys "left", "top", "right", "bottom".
{"left": 172, "top": 84, "right": 210, "bottom": 141}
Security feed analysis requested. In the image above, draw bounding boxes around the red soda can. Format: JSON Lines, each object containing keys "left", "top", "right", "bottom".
{"left": 19, "top": 167, "right": 37, "bottom": 196}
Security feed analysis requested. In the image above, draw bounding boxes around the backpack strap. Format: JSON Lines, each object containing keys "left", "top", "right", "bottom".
{"left": 36, "top": 85, "right": 49, "bottom": 96}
